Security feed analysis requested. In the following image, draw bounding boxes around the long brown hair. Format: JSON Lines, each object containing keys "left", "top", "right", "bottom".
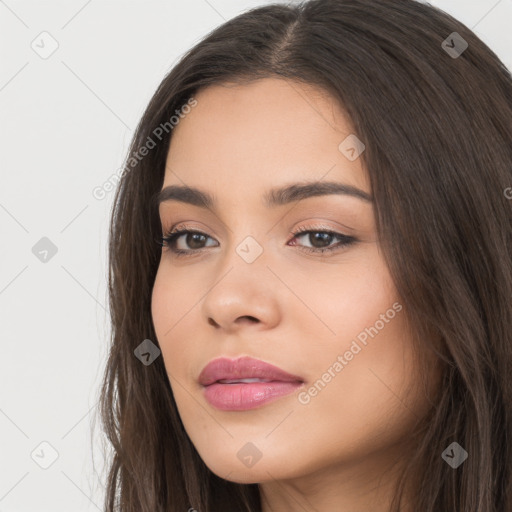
{"left": 96, "top": 0, "right": 512, "bottom": 510}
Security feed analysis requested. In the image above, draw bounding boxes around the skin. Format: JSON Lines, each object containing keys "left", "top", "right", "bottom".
{"left": 151, "top": 77, "right": 439, "bottom": 512}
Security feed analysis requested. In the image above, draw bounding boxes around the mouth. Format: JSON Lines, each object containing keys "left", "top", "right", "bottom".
{"left": 217, "top": 378, "right": 273, "bottom": 384}
{"left": 199, "top": 356, "right": 305, "bottom": 411}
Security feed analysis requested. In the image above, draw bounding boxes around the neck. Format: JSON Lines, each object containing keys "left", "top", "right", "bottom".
{"left": 258, "top": 441, "right": 416, "bottom": 512}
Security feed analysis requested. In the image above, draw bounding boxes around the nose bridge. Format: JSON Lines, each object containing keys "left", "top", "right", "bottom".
{"left": 215, "top": 230, "right": 269, "bottom": 287}
{"left": 211, "top": 184, "right": 283, "bottom": 255}
{"left": 218, "top": 207, "right": 272, "bottom": 266}
{"left": 200, "top": 225, "right": 281, "bottom": 330}
{"left": 233, "top": 231, "right": 267, "bottom": 265}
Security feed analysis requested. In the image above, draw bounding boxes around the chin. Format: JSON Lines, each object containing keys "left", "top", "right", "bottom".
{"left": 201, "top": 443, "right": 320, "bottom": 485}
{"left": 200, "top": 458, "right": 264, "bottom": 483}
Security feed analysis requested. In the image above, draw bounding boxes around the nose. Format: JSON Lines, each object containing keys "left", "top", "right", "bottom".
{"left": 201, "top": 256, "right": 282, "bottom": 334}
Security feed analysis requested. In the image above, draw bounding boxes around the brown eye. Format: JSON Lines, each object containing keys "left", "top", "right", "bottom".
{"left": 159, "top": 229, "right": 218, "bottom": 256}
{"left": 289, "top": 227, "right": 356, "bottom": 255}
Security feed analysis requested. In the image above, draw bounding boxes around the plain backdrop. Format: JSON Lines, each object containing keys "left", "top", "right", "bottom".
{"left": 0, "top": 1, "right": 511, "bottom": 510}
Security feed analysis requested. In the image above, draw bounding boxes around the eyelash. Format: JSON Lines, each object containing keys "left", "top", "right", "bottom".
{"left": 157, "top": 224, "right": 356, "bottom": 258}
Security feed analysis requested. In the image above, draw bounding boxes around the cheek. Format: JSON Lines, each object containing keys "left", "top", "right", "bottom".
{"left": 292, "top": 256, "right": 420, "bottom": 446}
{"left": 151, "top": 268, "right": 170, "bottom": 344}
{"left": 151, "top": 263, "right": 198, "bottom": 339}
{"left": 293, "top": 249, "right": 399, "bottom": 347}
{"left": 150, "top": 264, "right": 208, "bottom": 396}
{"left": 150, "top": 266, "right": 186, "bottom": 370}
{"left": 297, "top": 308, "right": 421, "bottom": 458}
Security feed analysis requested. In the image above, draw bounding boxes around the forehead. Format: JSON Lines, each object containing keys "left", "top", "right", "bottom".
{"left": 162, "top": 77, "right": 369, "bottom": 197}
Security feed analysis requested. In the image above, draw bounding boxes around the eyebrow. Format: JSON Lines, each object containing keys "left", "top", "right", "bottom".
{"left": 156, "top": 181, "right": 372, "bottom": 209}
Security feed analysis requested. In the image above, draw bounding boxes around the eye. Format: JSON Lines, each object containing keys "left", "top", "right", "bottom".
{"left": 157, "top": 224, "right": 357, "bottom": 257}
{"left": 288, "top": 225, "right": 356, "bottom": 255}
{"left": 158, "top": 228, "right": 218, "bottom": 256}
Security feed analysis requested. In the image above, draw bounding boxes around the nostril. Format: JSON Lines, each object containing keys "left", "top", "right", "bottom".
{"left": 207, "top": 316, "right": 258, "bottom": 327}
{"left": 208, "top": 318, "right": 220, "bottom": 327}
{"left": 239, "top": 315, "right": 258, "bottom": 323}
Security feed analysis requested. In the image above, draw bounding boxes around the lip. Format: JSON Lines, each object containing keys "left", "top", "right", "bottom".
{"left": 199, "top": 356, "right": 305, "bottom": 411}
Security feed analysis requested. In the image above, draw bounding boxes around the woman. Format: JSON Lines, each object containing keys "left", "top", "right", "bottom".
{"left": 98, "top": 0, "right": 512, "bottom": 510}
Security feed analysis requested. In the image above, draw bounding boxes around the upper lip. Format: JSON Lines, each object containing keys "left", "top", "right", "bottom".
{"left": 199, "top": 356, "right": 304, "bottom": 386}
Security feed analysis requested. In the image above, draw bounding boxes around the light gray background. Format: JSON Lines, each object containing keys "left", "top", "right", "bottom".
{"left": 1, "top": 1, "right": 510, "bottom": 510}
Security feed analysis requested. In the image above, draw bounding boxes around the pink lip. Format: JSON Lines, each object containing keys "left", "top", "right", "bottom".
{"left": 199, "top": 356, "right": 305, "bottom": 411}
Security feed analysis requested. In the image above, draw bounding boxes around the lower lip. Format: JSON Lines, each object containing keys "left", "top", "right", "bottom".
{"left": 203, "top": 381, "right": 303, "bottom": 411}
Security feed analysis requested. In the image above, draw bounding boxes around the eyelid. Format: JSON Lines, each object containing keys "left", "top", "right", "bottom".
{"left": 165, "top": 221, "right": 351, "bottom": 241}
{"left": 159, "top": 221, "right": 357, "bottom": 258}
{"left": 165, "top": 218, "right": 355, "bottom": 236}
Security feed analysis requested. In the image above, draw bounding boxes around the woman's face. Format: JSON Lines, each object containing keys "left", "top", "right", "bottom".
{"left": 151, "top": 77, "right": 435, "bottom": 485}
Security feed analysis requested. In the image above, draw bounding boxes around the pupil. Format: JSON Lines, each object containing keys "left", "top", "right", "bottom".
{"left": 311, "top": 232, "right": 332, "bottom": 248}
{"left": 188, "top": 233, "right": 205, "bottom": 249}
